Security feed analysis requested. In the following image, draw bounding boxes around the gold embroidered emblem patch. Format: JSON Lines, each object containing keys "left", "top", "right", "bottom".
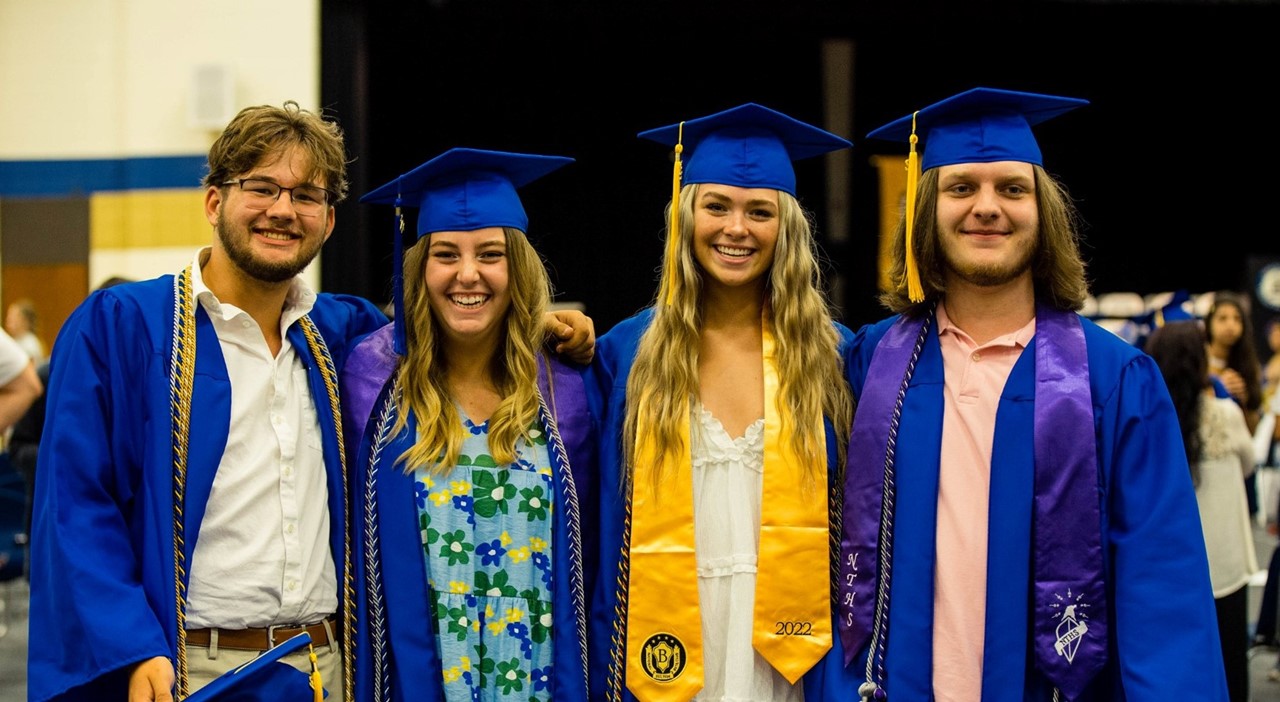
{"left": 639, "top": 632, "right": 687, "bottom": 682}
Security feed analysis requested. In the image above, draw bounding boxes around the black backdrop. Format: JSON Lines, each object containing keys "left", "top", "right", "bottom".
{"left": 320, "top": 0, "right": 1280, "bottom": 335}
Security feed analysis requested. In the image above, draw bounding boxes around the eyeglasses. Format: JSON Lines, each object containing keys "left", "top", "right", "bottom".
{"left": 222, "top": 179, "right": 335, "bottom": 216}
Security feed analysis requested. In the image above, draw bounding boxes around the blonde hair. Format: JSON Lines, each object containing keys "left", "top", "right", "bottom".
{"left": 622, "top": 183, "right": 852, "bottom": 482}
{"left": 393, "top": 227, "right": 551, "bottom": 473}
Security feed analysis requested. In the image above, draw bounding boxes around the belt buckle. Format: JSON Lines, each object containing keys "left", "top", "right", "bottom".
{"left": 266, "top": 624, "right": 283, "bottom": 649}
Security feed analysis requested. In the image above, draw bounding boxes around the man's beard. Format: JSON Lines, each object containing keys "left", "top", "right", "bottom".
{"left": 216, "top": 214, "right": 323, "bottom": 284}
{"left": 943, "top": 236, "right": 1037, "bottom": 288}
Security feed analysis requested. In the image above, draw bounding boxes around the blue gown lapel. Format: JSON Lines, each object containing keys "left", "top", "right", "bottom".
{"left": 982, "top": 341, "right": 1036, "bottom": 701}
{"left": 376, "top": 413, "right": 446, "bottom": 700}
{"left": 287, "top": 322, "right": 350, "bottom": 571}
{"left": 544, "top": 393, "right": 590, "bottom": 700}
{"left": 885, "top": 324, "right": 946, "bottom": 700}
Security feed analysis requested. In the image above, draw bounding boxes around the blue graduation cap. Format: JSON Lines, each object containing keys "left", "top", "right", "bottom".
{"left": 637, "top": 102, "right": 851, "bottom": 196}
{"left": 360, "top": 148, "right": 574, "bottom": 238}
{"left": 865, "top": 87, "right": 1088, "bottom": 171}
{"left": 185, "top": 632, "right": 322, "bottom": 702}
{"left": 360, "top": 148, "right": 574, "bottom": 354}
{"left": 864, "top": 87, "right": 1088, "bottom": 303}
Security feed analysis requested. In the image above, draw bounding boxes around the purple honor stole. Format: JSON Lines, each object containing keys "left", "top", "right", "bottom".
{"left": 1029, "top": 305, "right": 1107, "bottom": 700}
{"left": 536, "top": 353, "right": 593, "bottom": 501}
{"left": 839, "top": 305, "right": 1107, "bottom": 700}
{"left": 838, "top": 311, "right": 933, "bottom": 696}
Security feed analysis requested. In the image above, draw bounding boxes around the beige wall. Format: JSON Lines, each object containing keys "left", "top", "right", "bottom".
{"left": 0, "top": 0, "right": 323, "bottom": 159}
{"left": 0, "top": 0, "right": 325, "bottom": 329}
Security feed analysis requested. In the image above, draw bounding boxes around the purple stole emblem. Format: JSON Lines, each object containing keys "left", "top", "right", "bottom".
{"left": 838, "top": 305, "right": 1107, "bottom": 700}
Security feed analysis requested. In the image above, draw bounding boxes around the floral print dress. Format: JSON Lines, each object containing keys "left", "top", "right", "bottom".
{"left": 415, "top": 415, "right": 556, "bottom": 702}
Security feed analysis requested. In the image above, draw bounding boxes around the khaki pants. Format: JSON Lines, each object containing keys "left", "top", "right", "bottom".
{"left": 185, "top": 621, "right": 344, "bottom": 698}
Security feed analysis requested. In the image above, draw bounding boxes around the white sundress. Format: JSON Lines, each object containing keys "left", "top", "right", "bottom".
{"left": 690, "top": 406, "right": 805, "bottom": 702}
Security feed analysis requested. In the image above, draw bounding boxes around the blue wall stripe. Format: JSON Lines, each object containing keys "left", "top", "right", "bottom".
{"left": 0, "top": 155, "right": 207, "bottom": 197}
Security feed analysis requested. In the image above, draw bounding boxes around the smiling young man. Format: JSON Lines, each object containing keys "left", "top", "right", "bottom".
{"left": 27, "top": 104, "right": 595, "bottom": 702}
{"left": 837, "top": 88, "right": 1226, "bottom": 701}
{"left": 27, "top": 102, "right": 388, "bottom": 702}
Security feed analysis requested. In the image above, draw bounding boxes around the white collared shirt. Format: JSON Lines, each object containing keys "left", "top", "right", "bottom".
{"left": 184, "top": 248, "right": 338, "bottom": 629}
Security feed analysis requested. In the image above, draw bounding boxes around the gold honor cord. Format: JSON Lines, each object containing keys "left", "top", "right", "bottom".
{"left": 625, "top": 394, "right": 702, "bottom": 702}
{"left": 661, "top": 122, "right": 685, "bottom": 307}
{"left": 299, "top": 316, "right": 355, "bottom": 702}
{"left": 606, "top": 501, "right": 632, "bottom": 702}
{"left": 903, "top": 111, "right": 925, "bottom": 303}
{"left": 753, "top": 324, "right": 832, "bottom": 682}
{"left": 170, "top": 267, "right": 198, "bottom": 698}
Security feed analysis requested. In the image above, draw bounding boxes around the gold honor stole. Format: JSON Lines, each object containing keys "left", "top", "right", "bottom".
{"left": 625, "top": 324, "right": 831, "bottom": 702}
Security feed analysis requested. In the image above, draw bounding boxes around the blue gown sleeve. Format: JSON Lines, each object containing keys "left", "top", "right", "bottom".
{"left": 1100, "top": 351, "right": 1228, "bottom": 699}
{"left": 28, "top": 290, "right": 172, "bottom": 702}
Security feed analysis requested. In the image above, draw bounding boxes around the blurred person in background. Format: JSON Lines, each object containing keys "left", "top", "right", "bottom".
{"left": 1205, "top": 291, "right": 1265, "bottom": 522}
{"left": 4, "top": 298, "right": 44, "bottom": 365}
{"left": 1147, "top": 320, "right": 1257, "bottom": 702}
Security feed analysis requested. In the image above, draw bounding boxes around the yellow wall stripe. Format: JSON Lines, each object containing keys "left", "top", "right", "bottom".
{"left": 90, "top": 189, "right": 208, "bottom": 249}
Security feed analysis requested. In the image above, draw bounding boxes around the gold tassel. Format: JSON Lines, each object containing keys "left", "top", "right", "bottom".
{"left": 662, "top": 122, "right": 685, "bottom": 306}
{"left": 308, "top": 643, "right": 323, "bottom": 702}
{"left": 903, "top": 111, "right": 925, "bottom": 303}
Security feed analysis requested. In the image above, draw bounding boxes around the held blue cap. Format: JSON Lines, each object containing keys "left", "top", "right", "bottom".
{"left": 637, "top": 102, "right": 851, "bottom": 196}
{"left": 184, "top": 632, "right": 319, "bottom": 702}
{"left": 865, "top": 87, "right": 1088, "bottom": 170}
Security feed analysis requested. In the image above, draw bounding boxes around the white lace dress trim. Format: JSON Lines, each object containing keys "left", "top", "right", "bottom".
{"left": 690, "top": 406, "right": 804, "bottom": 702}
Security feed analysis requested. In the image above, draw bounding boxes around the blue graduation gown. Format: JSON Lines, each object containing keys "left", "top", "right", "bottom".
{"left": 843, "top": 313, "right": 1228, "bottom": 701}
{"left": 587, "top": 308, "right": 864, "bottom": 702}
{"left": 27, "top": 275, "right": 387, "bottom": 702}
{"left": 342, "top": 324, "right": 598, "bottom": 702}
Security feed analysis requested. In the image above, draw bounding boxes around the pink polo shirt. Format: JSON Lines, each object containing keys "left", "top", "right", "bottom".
{"left": 932, "top": 303, "right": 1035, "bottom": 702}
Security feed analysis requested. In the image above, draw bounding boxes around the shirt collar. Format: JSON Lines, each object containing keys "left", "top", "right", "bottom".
{"left": 936, "top": 300, "right": 1037, "bottom": 349}
{"left": 188, "top": 247, "right": 317, "bottom": 327}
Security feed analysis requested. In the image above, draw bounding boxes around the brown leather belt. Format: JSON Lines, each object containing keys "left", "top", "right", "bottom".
{"left": 186, "top": 615, "right": 335, "bottom": 651}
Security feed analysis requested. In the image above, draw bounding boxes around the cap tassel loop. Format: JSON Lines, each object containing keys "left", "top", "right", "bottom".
{"left": 308, "top": 643, "right": 323, "bottom": 702}
{"left": 392, "top": 194, "right": 408, "bottom": 356}
{"left": 903, "top": 111, "right": 925, "bottom": 303}
{"left": 662, "top": 121, "right": 685, "bottom": 306}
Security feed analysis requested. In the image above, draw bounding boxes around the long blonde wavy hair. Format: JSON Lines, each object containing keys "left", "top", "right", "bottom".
{"left": 393, "top": 227, "right": 551, "bottom": 473}
{"left": 622, "top": 183, "right": 853, "bottom": 483}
